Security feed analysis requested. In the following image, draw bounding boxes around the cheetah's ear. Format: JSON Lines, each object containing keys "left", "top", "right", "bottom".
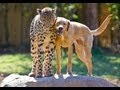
{"left": 52, "top": 7, "right": 57, "bottom": 14}
{"left": 37, "top": 8, "right": 41, "bottom": 14}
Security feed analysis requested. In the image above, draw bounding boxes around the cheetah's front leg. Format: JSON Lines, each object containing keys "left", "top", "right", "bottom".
{"left": 35, "top": 42, "right": 44, "bottom": 78}
{"left": 28, "top": 38, "right": 38, "bottom": 77}
{"left": 42, "top": 42, "right": 55, "bottom": 77}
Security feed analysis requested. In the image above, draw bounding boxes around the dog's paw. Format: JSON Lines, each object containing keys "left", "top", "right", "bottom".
{"left": 67, "top": 71, "right": 73, "bottom": 75}
{"left": 55, "top": 72, "right": 62, "bottom": 75}
{"left": 54, "top": 73, "right": 62, "bottom": 77}
{"left": 87, "top": 73, "right": 93, "bottom": 77}
{"left": 66, "top": 72, "right": 73, "bottom": 76}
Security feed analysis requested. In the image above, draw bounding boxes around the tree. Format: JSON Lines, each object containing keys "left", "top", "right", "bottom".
{"left": 85, "top": 3, "right": 99, "bottom": 47}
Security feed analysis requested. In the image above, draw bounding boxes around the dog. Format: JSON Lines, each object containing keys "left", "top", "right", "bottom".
{"left": 54, "top": 14, "right": 112, "bottom": 76}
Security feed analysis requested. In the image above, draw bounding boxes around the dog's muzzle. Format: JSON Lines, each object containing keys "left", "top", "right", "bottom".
{"left": 57, "top": 26, "right": 63, "bottom": 35}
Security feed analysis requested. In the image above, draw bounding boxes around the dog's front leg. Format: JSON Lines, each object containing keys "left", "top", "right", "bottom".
{"left": 67, "top": 44, "right": 73, "bottom": 75}
{"left": 56, "top": 45, "right": 61, "bottom": 75}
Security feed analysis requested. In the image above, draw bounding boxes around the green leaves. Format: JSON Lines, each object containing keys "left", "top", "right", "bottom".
{"left": 55, "top": 3, "right": 81, "bottom": 21}
{"left": 108, "top": 3, "right": 120, "bottom": 20}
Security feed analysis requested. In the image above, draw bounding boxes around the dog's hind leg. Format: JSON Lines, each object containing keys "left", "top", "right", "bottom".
{"left": 83, "top": 46, "right": 93, "bottom": 76}
{"left": 74, "top": 40, "right": 93, "bottom": 76}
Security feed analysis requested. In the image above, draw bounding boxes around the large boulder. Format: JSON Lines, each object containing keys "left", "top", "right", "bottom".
{"left": 0, "top": 74, "right": 117, "bottom": 87}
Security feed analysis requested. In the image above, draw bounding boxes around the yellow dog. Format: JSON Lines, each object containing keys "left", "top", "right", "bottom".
{"left": 55, "top": 14, "right": 112, "bottom": 76}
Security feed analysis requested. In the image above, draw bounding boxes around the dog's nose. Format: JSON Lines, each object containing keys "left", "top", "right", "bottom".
{"left": 59, "top": 27, "right": 63, "bottom": 31}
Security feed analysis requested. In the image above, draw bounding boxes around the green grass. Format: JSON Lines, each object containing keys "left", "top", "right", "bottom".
{"left": 0, "top": 48, "right": 120, "bottom": 79}
{"left": 0, "top": 54, "right": 32, "bottom": 75}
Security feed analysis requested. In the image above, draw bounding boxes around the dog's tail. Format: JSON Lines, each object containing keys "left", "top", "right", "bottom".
{"left": 90, "top": 14, "right": 112, "bottom": 36}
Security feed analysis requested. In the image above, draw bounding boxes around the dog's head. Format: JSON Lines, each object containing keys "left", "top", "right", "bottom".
{"left": 55, "top": 17, "right": 70, "bottom": 36}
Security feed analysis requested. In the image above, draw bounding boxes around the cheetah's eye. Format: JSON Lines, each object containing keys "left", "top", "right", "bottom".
{"left": 57, "top": 22, "right": 60, "bottom": 26}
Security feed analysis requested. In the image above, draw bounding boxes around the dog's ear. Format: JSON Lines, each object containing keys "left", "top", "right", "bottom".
{"left": 66, "top": 20, "right": 70, "bottom": 31}
{"left": 37, "top": 8, "right": 41, "bottom": 14}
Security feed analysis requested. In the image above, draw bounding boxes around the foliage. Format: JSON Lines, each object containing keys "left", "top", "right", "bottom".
{"left": 108, "top": 3, "right": 120, "bottom": 20}
{"left": 51, "top": 3, "right": 82, "bottom": 21}
{"left": 108, "top": 3, "right": 120, "bottom": 32}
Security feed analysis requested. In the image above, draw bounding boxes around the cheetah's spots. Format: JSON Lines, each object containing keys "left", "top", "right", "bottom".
{"left": 29, "top": 7, "right": 57, "bottom": 78}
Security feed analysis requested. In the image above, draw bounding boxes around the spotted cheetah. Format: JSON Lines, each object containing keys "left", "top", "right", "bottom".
{"left": 28, "top": 7, "right": 57, "bottom": 78}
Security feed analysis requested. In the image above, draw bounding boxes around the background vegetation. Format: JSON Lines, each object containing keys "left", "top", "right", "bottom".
{"left": 0, "top": 3, "right": 120, "bottom": 83}
{"left": 0, "top": 3, "right": 120, "bottom": 53}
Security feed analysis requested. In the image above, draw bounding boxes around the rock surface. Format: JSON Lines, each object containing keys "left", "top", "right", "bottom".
{"left": 0, "top": 74, "right": 117, "bottom": 87}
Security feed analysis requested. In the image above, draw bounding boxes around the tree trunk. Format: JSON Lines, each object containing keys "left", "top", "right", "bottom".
{"left": 98, "top": 3, "right": 112, "bottom": 48}
{"left": 85, "top": 3, "right": 98, "bottom": 47}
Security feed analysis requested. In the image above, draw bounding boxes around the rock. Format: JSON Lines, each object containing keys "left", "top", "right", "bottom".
{"left": 0, "top": 74, "right": 117, "bottom": 87}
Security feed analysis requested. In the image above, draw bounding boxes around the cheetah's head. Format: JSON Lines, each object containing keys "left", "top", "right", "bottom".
{"left": 37, "top": 7, "right": 57, "bottom": 26}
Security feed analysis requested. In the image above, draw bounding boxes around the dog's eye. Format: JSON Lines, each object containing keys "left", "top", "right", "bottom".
{"left": 63, "top": 23, "right": 66, "bottom": 25}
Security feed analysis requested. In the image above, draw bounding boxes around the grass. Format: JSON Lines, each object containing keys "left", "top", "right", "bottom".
{"left": 0, "top": 54, "right": 32, "bottom": 75}
{"left": 0, "top": 48, "right": 120, "bottom": 79}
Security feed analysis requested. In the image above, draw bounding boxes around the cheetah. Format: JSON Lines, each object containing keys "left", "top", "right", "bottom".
{"left": 28, "top": 7, "right": 57, "bottom": 78}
